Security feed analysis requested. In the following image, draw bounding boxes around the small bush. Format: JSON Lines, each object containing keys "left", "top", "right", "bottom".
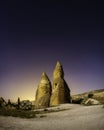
{"left": 88, "top": 93, "right": 94, "bottom": 98}
{"left": 72, "top": 98, "right": 84, "bottom": 104}
{"left": 19, "top": 100, "right": 32, "bottom": 110}
{"left": 0, "top": 108, "right": 36, "bottom": 118}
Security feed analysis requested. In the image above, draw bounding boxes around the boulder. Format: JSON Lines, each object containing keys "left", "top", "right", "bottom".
{"left": 35, "top": 72, "right": 52, "bottom": 109}
{"left": 50, "top": 61, "right": 71, "bottom": 106}
{"left": 84, "top": 98, "right": 100, "bottom": 105}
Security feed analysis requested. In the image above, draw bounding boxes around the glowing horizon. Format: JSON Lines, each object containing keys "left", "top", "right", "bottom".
{"left": 1, "top": 67, "right": 103, "bottom": 102}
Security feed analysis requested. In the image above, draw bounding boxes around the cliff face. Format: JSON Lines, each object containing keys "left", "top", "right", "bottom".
{"left": 50, "top": 62, "right": 71, "bottom": 106}
{"left": 35, "top": 72, "right": 52, "bottom": 109}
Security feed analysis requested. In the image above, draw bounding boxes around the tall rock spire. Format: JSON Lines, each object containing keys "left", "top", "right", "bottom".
{"left": 40, "top": 72, "right": 50, "bottom": 84}
{"left": 53, "top": 61, "right": 64, "bottom": 79}
{"left": 35, "top": 72, "right": 52, "bottom": 109}
{"left": 50, "top": 61, "right": 71, "bottom": 106}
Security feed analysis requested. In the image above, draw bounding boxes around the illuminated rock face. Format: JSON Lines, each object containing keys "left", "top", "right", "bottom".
{"left": 35, "top": 72, "right": 52, "bottom": 109}
{"left": 53, "top": 61, "right": 64, "bottom": 79}
{"left": 50, "top": 62, "right": 71, "bottom": 106}
{"left": 35, "top": 62, "right": 71, "bottom": 108}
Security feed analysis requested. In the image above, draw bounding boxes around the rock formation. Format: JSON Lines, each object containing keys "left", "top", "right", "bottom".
{"left": 0, "top": 97, "right": 6, "bottom": 108}
{"left": 50, "top": 61, "right": 71, "bottom": 106}
{"left": 35, "top": 72, "right": 52, "bottom": 109}
{"left": 53, "top": 61, "right": 64, "bottom": 79}
{"left": 84, "top": 98, "right": 100, "bottom": 105}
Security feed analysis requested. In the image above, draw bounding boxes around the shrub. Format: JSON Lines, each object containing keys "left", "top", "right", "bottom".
{"left": 0, "top": 108, "right": 36, "bottom": 118}
{"left": 88, "top": 93, "right": 94, "bottom": 98}
{"left": 19, "top": 100, "right": 32, "bottom": 110}
{"left": 72, "top": 98, "right": 84, "bottom": 104}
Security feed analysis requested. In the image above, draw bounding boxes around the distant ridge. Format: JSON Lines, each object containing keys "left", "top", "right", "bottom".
{"left": 73, "top": 89, "right": 104, "bottom": 96}
{"left": 72, "top": 89, "right": 104, "bottom": 104}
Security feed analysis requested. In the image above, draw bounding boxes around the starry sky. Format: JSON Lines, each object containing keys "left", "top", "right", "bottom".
{"left": 0, "top": 1, "right": 104, "bottom": 101}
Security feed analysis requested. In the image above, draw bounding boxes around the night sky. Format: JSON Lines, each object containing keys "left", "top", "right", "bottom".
{"left": 0, "top": 1, "right": 104, "bottom": 101}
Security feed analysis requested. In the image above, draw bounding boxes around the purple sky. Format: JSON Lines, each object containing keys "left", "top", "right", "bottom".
{"left": 0, "top": 1, "right": 104, "bottom": 101}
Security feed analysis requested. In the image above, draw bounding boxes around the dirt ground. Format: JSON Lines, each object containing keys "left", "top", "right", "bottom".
{"left": 0, "top": 104, "right": 104, "bottom": 130}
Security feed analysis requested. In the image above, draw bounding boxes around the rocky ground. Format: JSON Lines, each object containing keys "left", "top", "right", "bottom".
{"left": 0, "top": 104, "right": 104, "bottom": 130}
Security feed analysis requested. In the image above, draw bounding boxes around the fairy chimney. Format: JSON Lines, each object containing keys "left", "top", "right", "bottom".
{"left": 50, "top": 61, "right": 71, "bottom": 106}
{"left": 35, "top": 72, "right": 52, "bottom": 109}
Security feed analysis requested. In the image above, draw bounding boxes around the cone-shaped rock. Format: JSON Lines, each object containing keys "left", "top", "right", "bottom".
{"left": 53, "top": 61, "right": 64, "bottom": 79}
{"left": 50, "top": 62, "right": 71, "bottom": 106}
{"left": 35, "top": 72, "right": 52, "bottom": 109}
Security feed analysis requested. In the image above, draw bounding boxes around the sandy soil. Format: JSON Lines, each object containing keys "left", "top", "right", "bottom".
{"left": 0, "top": 104, "right": 104, "bottom": 130}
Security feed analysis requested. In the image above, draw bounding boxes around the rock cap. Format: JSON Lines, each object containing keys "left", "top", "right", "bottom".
{"left": 53, "top": 61, "right": 64, "bottom": 79}
{"left": 40, "top": 72, "right": 50, "bottom": 84}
